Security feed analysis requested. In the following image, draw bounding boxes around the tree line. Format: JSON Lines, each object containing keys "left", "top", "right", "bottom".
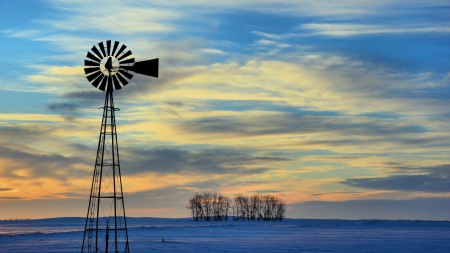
{"left": 186, "top": 192, "right": 287, "bottom": 221}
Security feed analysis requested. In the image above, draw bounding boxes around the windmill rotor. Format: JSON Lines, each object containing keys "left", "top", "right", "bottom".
{"left": 84, "top": 40, "right": 159, "bottom": 91}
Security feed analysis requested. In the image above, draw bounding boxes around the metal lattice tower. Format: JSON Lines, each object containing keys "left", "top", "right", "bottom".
{"left": 81, "top": 40, "right": 158, "bottom": 253}
{"left": 82, "top": 89, "right": 130, "bottom": 253}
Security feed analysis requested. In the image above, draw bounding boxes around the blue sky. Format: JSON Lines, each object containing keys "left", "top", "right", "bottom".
{"left": 0, "top": 0, "right": 449, "bottom": 220}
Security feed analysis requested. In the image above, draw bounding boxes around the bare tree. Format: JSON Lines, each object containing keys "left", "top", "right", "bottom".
{"left": 202, "top": 192, "right": 213, "bottom": 221}
{"left": 234, "top": 194, "right": 243, "bottom": 221}
{"left": 223, "top": 196, "right": 230, "bottom": 221}
{"left": 276, "top": 199, "right": 287, "bottom": 221}
{"left": 231, "top": 195, "right": 239, "bottom": 221}
{"left": 186, "top": 192, "right": 204, "bottom": 221}
{"left": 216, "top": 193, "right": 226, "bottom": 221}
{"left": 250, "top": 194, "right": 258, "bottom": 221}
{"left": 212, "top": 192, "right": 219, "bottom": 221}
{"left": 187, "top": 192, "right": 286, "bottom": 221}
{"left": 186, "top": 197, "right": 196, "bottom": 221}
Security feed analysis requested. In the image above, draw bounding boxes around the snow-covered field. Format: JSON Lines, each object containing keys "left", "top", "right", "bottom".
{"left": 0, "top": 217, "right": 449, "bottom": 253}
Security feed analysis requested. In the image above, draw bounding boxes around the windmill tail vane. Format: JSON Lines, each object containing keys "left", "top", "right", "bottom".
{"left": 81, "top": 40, "right": 158, "bottom": 253}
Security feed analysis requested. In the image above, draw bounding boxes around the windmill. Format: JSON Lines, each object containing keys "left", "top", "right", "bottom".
{"left": 81, "top": 40, "right": 158, "bottom": 253}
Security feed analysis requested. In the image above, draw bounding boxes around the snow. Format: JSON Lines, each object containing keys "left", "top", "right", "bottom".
{"left": 0, "top": 218, "right": 449, "bottom": 252}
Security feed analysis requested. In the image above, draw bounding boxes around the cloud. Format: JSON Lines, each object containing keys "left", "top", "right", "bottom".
{"left": 21, "top": 65, "right": 86, "bottom": 94}
{"left": 158, "top": 57, "right": 448, "bottom": 118}
{"left": 47, "top": 102, "right": 86, "bottom": 121}
{"left": 203, "top": 48, "right": 227, "bottom": 55}
{"left": 48, "top": 103, "right": 81, "bottom": 112}
{"left": 150, "top": 0, "right": 450, "bottom": 19}
{"left": 252, "top": 31, "right": 289, "bottom": 40}
{"left": 41, "top": 0, "right": 180, "bottom": 35}
{"left": 120, "top": 147, "right": 287, "bottom": 175}
{"left": 0, "top": 125, "right": 53, "bottom": 140}
{"left": 166, "top": 101, "right": 184, "bottom": 107}
{"left": 386, "top": 164, "right": 450, "bottom": 176}
{"left": 0, "top": 197, "right": 25, "bottom": 200}
{"left": 61, "top": 90, "right": 106, "bottom": 104}
{"left": 342, "top": 174, "right": 450, "bottom": 193}
{"left": 255, "top": 39, "right": 277, "bottom": 46}
{"left": 1, "top": 29, "right": 42, "bottom": 38}
{"left": 0, "top": 145, "right": 90, "bottom": 180}
{"left": 177, "top": 112, "right": 428, "bottom": 142}
{"left": 24, "top": 75, "right": 62, "bottom": 83}
{"left": 300, "top": 23, "right": 450, "bottom": 37}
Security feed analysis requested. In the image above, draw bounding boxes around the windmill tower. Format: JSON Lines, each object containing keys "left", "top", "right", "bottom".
{"left": 81, "top": 40, "right": 158, "bottom": 253}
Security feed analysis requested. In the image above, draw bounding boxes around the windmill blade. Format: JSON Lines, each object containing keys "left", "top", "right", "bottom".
{"left": 112, "top": 75, "right": 122, "bottom": 90}
{"left": 86, "top": 70, "right": 102, "bottom": 82}
{"left": 111, "top": 41, "right": 119, "bottom": 56}
{"left": 119, "top": 70, "right": 133, "bottom": 79}
{"left": 86, "top": 52, "right": 101, "bottom": 63}
{"left": 117, "top": 50, "right": 132, "bottom": 61}
{"left": 92, "top": 75, "right": 104, "bottom": 88}
{"left": 84, "top": 67, "right": 100, "bottom": 75}
{"left": 98, "top": 41, "right": 107, "bottom": 57}
{"left": 119, "top": 65, "right": 133, "bottom": 72}
{"left": 116, "top": 72, "right": 129, "bottom": 86}
{"left": 84, "top": 60, "right": 99, "bottom": 67}
{"left": 119, "top": 58, "right": 135, "bottom": 64}
{"left": 115, "top": 44, "right": 127, "bottom": 58}
{"left": 98, "top": 75, "right": 108, "bottom": 91}
{"left": 106, "top": 40, "right": 111, "bottom": 56}
{"left": 91, "top": 46, "right": 103, "bottom": 60}
{"left": 133, "top": 58, "right": 159, "bottom": 77}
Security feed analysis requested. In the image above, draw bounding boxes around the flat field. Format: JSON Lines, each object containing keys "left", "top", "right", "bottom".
{"left": 0, "top": 218, "right": 449, "bottom": 252}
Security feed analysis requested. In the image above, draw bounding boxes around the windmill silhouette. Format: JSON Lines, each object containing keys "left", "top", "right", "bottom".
{"left": 81, "top": 40, "right": 158, "bottom": 253}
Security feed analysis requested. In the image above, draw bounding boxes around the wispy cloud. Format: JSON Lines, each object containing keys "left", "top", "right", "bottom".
{"left": 1, "top": 29, "right": 42, "bottom": 38}
{"left": 203, "top": 48, "right": 227, "bottom": 55}
{"left": 342, "top": 174, "right": 450, "bottom": 193}
{"left": 41, "top": 0, "right": 180, "bottom": 35}
{"left": 120, "top": 148, "right": 285, "bottom": 175}
{"left": 300, "top": 23, "right": 450, "bottom": 36}
{"left": 148, "top": 0, "right": 450, "bottom": 18}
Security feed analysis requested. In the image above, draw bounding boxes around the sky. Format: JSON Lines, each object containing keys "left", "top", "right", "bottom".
{"left": 0, "top": 0, "right": 449, "bottom": 220}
